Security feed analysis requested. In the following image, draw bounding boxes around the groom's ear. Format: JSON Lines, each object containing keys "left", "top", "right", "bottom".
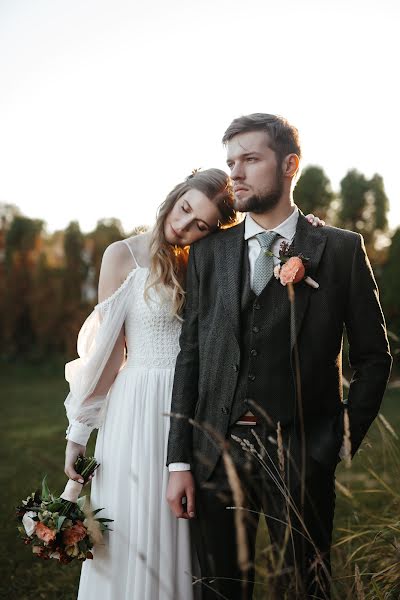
{"left": 282, "top": 153, "right": 300, "bottom": 179}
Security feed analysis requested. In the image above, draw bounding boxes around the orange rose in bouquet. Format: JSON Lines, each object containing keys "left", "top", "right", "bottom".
{"left": 62, "top": 521, "right": 87, "bottom": 545}
{"left": 36, "top": 522, "right": 57, "bottom": 544}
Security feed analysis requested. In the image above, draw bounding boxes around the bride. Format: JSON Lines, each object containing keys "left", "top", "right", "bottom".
{"left": 63, "top": 168, "right": 323, "bottom": 600}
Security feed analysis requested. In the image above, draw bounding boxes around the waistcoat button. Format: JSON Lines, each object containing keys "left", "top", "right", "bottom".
{"left": 248, "top": 374, "right": 256, "bottom": 381}
{"left": 252, "top": 326, "right": 260, "bottom": 333}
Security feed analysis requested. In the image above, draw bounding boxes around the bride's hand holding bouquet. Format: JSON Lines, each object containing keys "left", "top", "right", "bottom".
{"left": 65, "top": 440, "right": 87, "bottom": 484}
{"left": 16, "top": 454, "right": 112, "bottom": 564}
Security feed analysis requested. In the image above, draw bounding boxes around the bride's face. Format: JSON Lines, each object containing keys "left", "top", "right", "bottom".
{"left": 164, "top": 189, "right": 221, "bottom": 246}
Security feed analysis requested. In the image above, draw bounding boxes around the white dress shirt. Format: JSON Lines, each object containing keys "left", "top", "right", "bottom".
{"left": 245, "top": 205, "right": 299, "bottom": 289}
{"left": 168, "top": 206, "right": 300, "bottom": 472}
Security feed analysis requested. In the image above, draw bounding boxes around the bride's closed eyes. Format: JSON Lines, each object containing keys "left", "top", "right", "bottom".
{"left": 180, "top": 200, "right": 209, "bottom": 232}
{"left": 164, "top": 188, "right": 222, "bottom": 246}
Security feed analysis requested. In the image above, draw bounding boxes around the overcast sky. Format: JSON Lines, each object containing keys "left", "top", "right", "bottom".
{"left": 1, "top": 0, "right": 399, "bottom": 234}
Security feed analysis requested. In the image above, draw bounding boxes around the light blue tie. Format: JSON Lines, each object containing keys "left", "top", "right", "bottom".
{"left": 252, "top": 231, "right": 278, "bottom": 296}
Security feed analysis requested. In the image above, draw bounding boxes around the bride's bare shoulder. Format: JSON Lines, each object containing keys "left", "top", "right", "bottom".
{"left": 123, "top": 230, "right": 152, "bottom": 268}
{"left": 98, "top": 238, "right": 141, "bottom": 302}
{"left": 101, "top": 231, "right": 151, "bottom": 277}
{"left": 102, "top": 240, "right": 133, "bottom": 274}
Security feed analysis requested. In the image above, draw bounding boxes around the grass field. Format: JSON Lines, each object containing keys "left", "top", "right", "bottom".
{"left": 1, "top": 363, "right": 399, "bottom": 599}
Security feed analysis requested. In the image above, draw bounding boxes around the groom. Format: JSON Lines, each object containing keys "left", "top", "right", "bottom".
{"left": 166, "top": 114, "right": 392, "bottom": 599}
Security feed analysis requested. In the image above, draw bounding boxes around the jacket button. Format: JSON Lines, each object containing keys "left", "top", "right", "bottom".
{"left": 250, "top": 349, "right": 258, "bottom": 357}
{"left": 253, "top": 302, "right": 261, "bottom": 310}
{"left": 252, "top": 326, "right": 260, "bottom": 333}
{"left": 232, "top": 364, "right": 239, "bottom": 372}
{"left": 244, "top": 398, "right": 254, "bottom": 406}
{"left": 248, "top": 374, "right": 256, "bottom": 381}
{"left": 221, "top": 406, "right": 229, "bottom": 415}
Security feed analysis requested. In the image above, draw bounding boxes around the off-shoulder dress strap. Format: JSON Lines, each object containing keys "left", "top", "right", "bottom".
{"left": 122, "top": 239, "right": 138, "bottom": 267}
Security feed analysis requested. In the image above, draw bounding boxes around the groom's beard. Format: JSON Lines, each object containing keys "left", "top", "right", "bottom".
{"left": 234, "top": 169, "right": 284, "bottom": 214}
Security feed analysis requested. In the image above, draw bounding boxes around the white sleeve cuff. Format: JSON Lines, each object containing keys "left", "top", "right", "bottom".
{"left": 65, "top": 421, "right": 92, "bottom": 446}
{"left": 168, "top": 462, "right": 191, "bottom": 472}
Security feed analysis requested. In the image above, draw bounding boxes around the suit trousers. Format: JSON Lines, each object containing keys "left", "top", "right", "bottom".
{"left": 190, "top": 422, "right": 336, "bottom": 600}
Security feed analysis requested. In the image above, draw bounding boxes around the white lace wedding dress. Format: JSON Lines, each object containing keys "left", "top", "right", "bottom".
{"left": 64, "top": 241, "right": 193, "bottom": 600}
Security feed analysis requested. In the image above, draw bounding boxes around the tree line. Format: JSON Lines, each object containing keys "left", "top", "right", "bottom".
{"left": 0, "top": 165, "right": 398, "bottom": 367}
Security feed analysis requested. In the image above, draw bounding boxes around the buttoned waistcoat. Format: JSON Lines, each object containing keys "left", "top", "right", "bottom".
{"left": 229, "top": 244, "right": 295, "bottom": 428}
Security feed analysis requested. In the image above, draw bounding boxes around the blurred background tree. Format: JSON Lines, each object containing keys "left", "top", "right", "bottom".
{"left": 337, "top": 170, "right": 390, "bottom": 266}
{"left": 88, "top": 218, "right": 124, "bottom": 285}
{"left": 295, "top": 167, "right": 391, "bottom": 270}
{"left": 0, "top": 202, "right": 151, "bottom": 363}
{"left": 62, "top": 221, "right": 88, "bottom": 356}
{"left": 2, "top": 215, "right": 44, "bottom": 359}
{"left": 294, "top": 165, "right": 334, "bottom": 221}
{"left": 0, "top": 169, "right": 396, "bottom": 374}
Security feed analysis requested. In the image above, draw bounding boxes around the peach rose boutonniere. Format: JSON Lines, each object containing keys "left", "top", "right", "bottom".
{"left": 267, "top": 241, "right": 319, "bottom": 289}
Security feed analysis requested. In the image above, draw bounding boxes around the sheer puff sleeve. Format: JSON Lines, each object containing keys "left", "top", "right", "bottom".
{"left": 64, "top": 267, "right": 138, "bottom": 445}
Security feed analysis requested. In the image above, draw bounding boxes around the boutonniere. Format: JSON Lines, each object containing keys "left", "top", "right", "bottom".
{"left": 266, "top": 241, "right": 319, "bottom": 289}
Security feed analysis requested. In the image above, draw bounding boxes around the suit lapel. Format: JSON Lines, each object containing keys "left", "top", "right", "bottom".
{"left": 215, "top": 221, "right": 245, "bottom": 342}
{"left": 214, "top": 214, "right": 327, "bottom": 348}
{"left": 290, "top": 210, "right": 327, "bottom": 349}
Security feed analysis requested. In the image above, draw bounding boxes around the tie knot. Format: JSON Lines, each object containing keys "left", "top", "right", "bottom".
{"left": 256, "top": 231, "right": 278, "bottom": 250}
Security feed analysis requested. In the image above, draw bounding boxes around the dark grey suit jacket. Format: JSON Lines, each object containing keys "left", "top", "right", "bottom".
{"left": 167, "top": 211, "right": 392, "bottom": 482}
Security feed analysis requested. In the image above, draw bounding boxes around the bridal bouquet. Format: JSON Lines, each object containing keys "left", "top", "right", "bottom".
{"left": 16, "top": 456, "right": 113, "bottom": 563}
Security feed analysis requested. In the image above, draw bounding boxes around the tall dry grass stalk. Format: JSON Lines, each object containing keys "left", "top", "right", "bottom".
{"left": 82, "top": 498, "right": 104, "bottom": 546}
{"left": 342, "top": 408, "right": 352, "bottom": 469}
{"left": 377, "top": 413, "right": 398, "bottom": 439}
{"left": 334, "top": 411, "right": 400, "bottom": 599}
{"left": 221, "top": 450, "right": 249, "bottom": 577}
{"left": 232, "top": 428, "right": 333, "bottom": 598}
{"left": 276, "top": 421, "right": 285, "bottom": 482}
{"left": 354, "top": 564, "right": 365, "bottom": 600}
{"left": 287, "top": 281, "right": 306, "bottom": 512}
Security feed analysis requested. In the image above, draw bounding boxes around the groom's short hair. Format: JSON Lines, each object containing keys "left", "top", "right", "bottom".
{"left": 222, "top": 113, "right": 302, "bottom": 166}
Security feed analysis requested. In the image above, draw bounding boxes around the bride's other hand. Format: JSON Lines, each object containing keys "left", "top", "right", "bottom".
{"left": 306, "top": 213, "right": 325, "bottom": 227}
{"left": 65, "top": 440, "right": 86, "bottom": 484}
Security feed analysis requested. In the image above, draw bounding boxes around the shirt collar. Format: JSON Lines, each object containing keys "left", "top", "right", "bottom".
{"left": 244, "top": 205, "right": 299, "bottom": 242}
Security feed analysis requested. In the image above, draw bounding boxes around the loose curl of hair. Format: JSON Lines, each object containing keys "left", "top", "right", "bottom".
{"left": 145, "top": 168, "right": 237, "bottom": 319}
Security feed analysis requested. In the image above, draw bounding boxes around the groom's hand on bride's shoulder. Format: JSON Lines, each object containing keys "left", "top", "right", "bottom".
{"left": 166, "top": 471, "right": 196, "bottom": 520}
{"left": 306, "top": 213, "right": 325, "bottom": 227}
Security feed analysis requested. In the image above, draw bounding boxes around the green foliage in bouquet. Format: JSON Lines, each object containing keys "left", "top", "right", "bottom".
{"left": 16, "top": 456, "right": 113, "bottom": 564}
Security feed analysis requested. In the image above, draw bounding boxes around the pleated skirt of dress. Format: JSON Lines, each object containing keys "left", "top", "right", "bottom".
{"left": 77, "top": 366, "right": 194, "bottom": 600}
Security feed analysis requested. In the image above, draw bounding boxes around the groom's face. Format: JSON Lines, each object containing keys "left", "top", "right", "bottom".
{"left": 226, "top": 131, "right": 283, "bottom": 213}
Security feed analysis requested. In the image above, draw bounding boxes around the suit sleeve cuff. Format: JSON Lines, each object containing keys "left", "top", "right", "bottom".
{"left": 65, "top": 421, "right": 92, "bottom": 446}
{"left": 168, "top": 462, "right": 191, "bottom": 472}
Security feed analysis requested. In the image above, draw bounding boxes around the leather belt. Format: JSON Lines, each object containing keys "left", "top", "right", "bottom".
{"left": 235, "top": 414, "right": 259, "bottom": 426}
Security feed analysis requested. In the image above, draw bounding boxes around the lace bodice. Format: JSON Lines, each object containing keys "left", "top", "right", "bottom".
{"left": 64, "top": 236, "right": 184, "bottom": 445}
{"left": 123, "top": 267, "right": 182, "bottom": 368}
